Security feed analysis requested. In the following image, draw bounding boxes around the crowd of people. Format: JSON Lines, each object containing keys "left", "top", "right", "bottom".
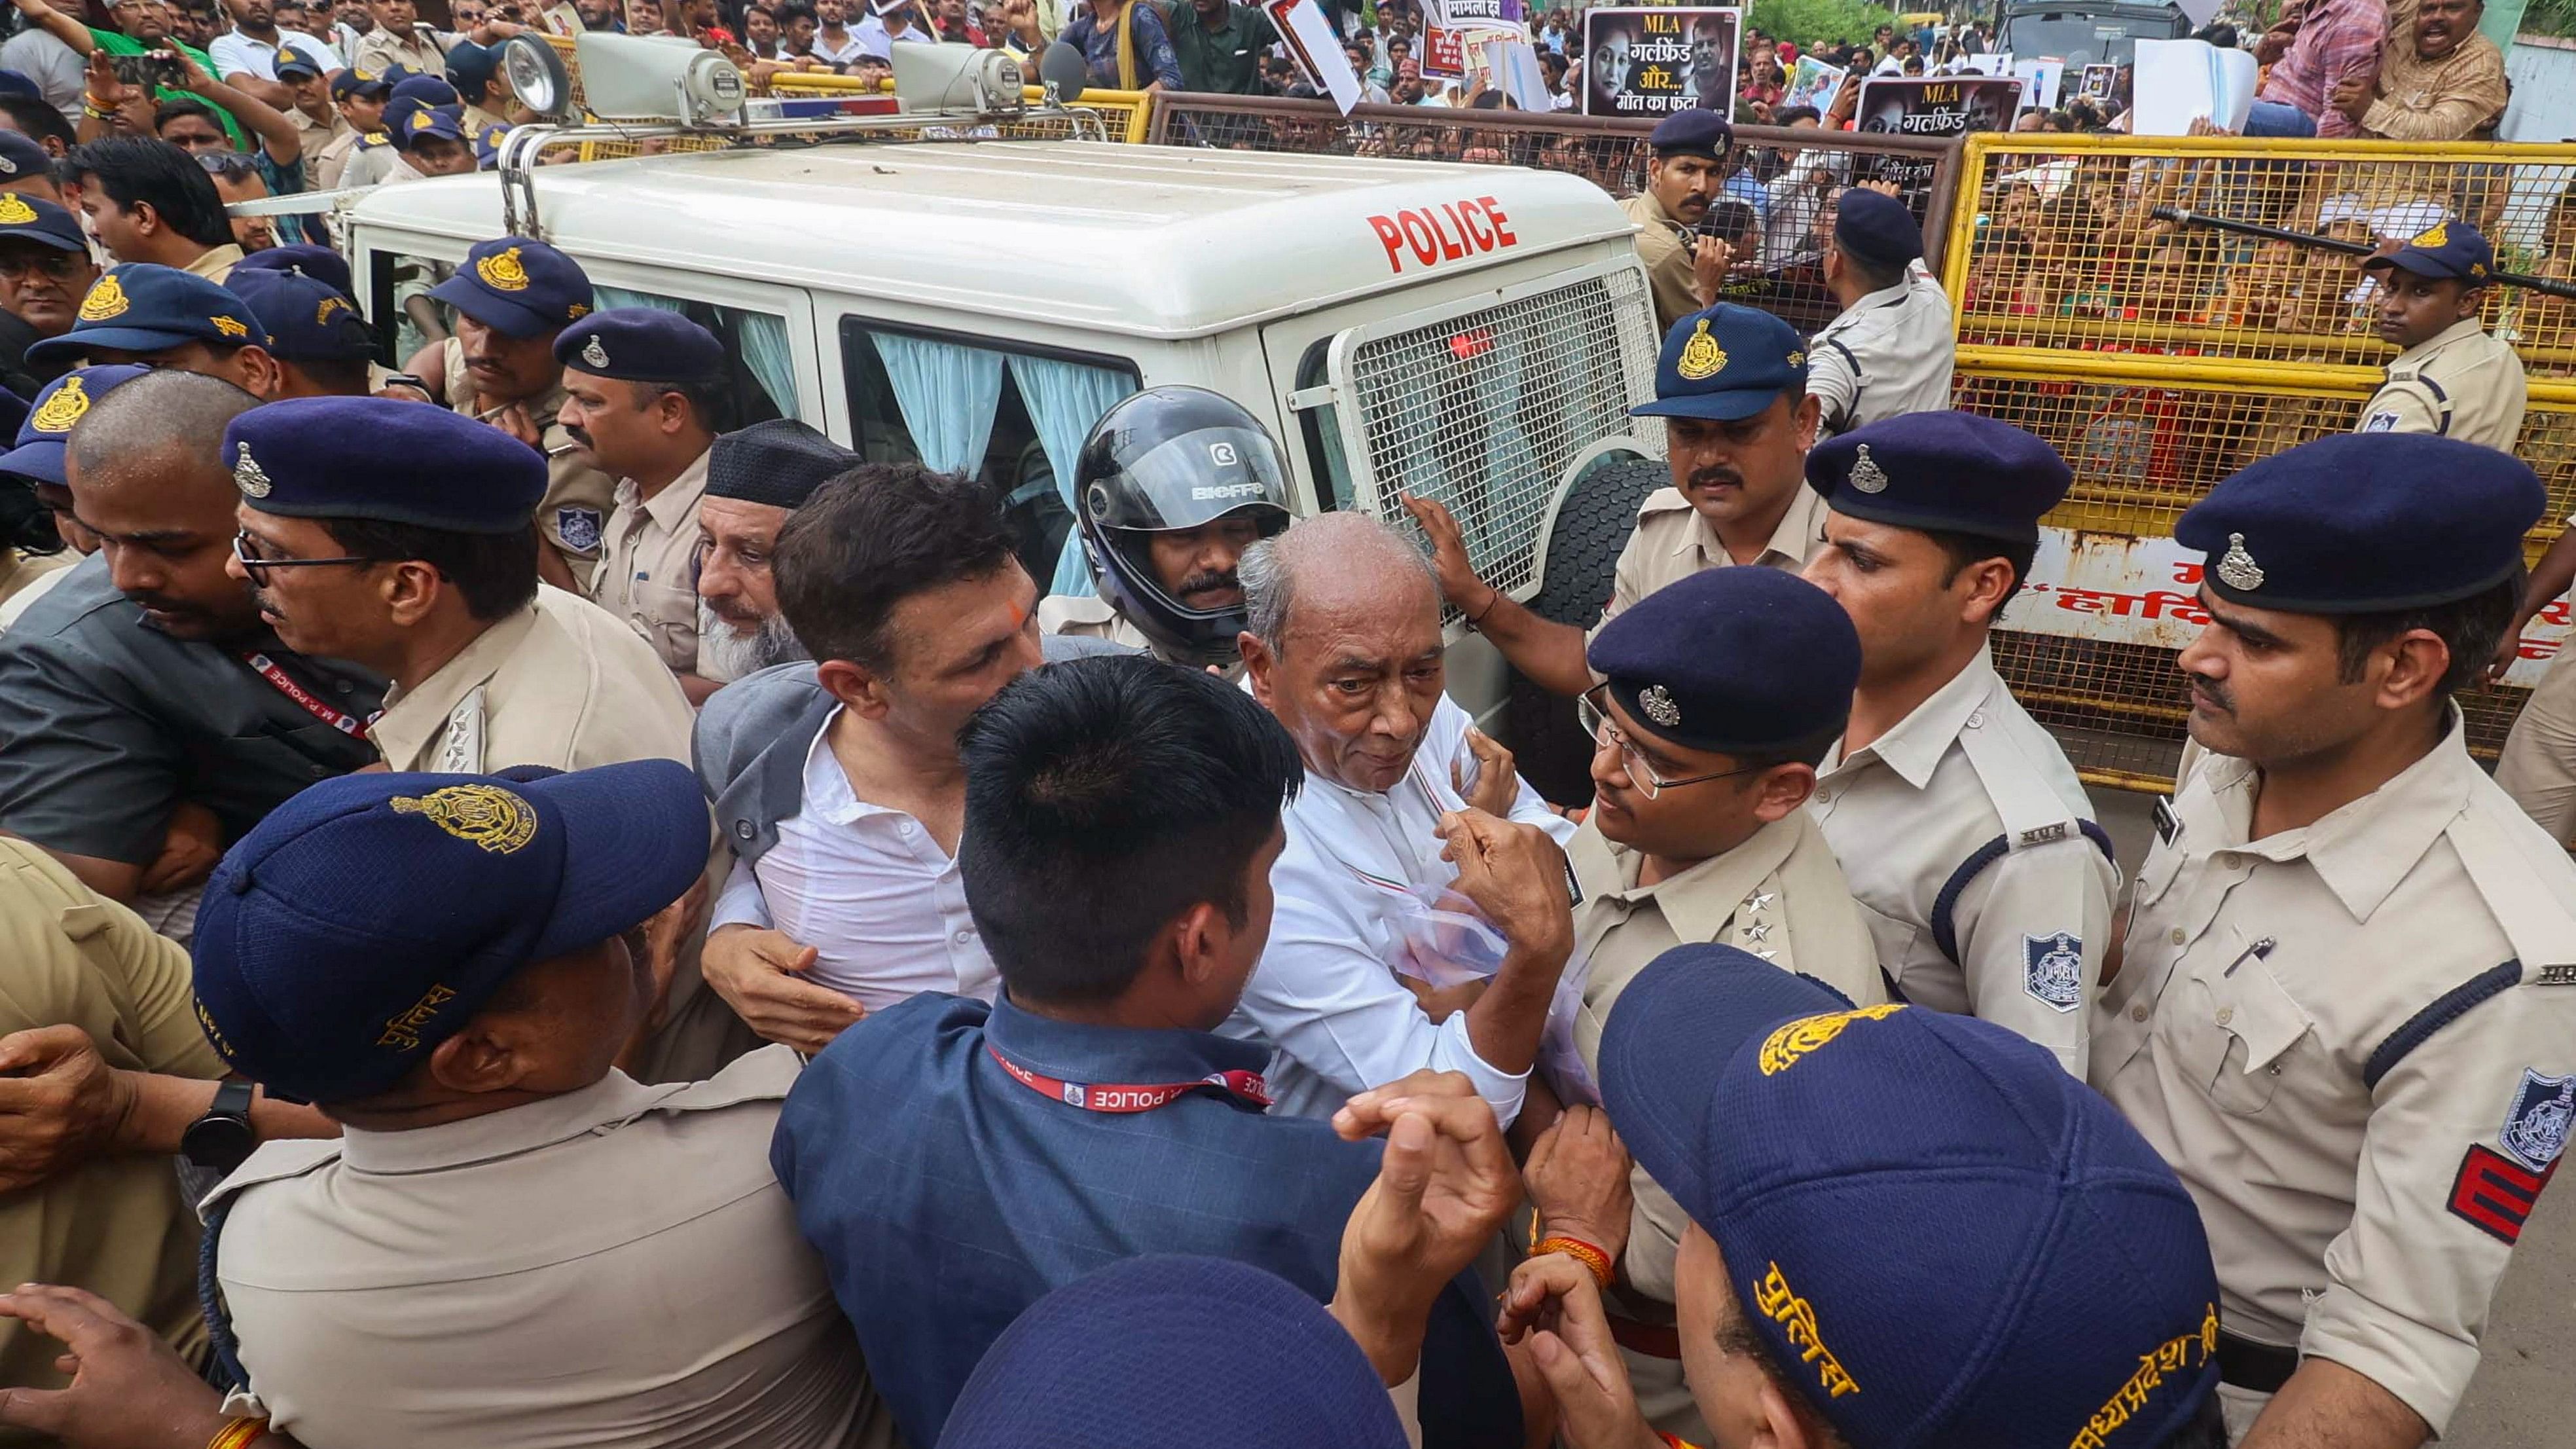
{"left": 0, "top": 1, "right": 2565, "bottom": 1449}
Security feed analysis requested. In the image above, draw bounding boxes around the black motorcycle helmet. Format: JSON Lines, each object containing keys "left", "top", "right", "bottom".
{"left": 1072, "top": 386, "right": 1293, "bottom": 667}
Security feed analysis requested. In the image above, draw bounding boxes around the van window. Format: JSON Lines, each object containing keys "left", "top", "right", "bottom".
{"left": 365, "top": 251, "right": 793, "bottom": 431}
{"left": 838, "top": 320, "right": 1139, "bottom": 596}
{"left": 1294, "top": 340, "right": 1356, "bottom": 515}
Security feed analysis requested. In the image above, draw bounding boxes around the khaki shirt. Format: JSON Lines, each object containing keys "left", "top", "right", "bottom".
{"left": 1624, "top": 189, "right": 1701, "bottom": 334}
{"left": 1596, "top": 484, "right": 1827, "bottom": 644}
{"left": 1036, "top": 591, "right": 1151, "bottom": 651}
{"left": 1809, "top": 645, "right": 2118, "bottom": 1075}
{"left": 183, "top": 242, "right": 245, "bottom": 286}
{"left": 592, "top": 447, "right": 712, "bottom": 678}
{"left": 286, "top": 104, "right": 344, "bottom": 152}
{"left": 351, "top": 25, "right": 446, "bottom": 76}
{"left": 441, "top": 335, "right": 620, "bottom": 591}
{"left": 0, "top": 839, "right": 225, "bottom": 1417}
{"left": 1564, "top": 809, "right": 1877, "bottom": 1443}
{"left": 311, "top": 123, "right": 378, "bottom": 189}
{"left": 2092, "top": 723, "right": 2576, "bottom": 1433}
{"left": 1569, "top": 810, "right": 1879, "bottom": 1308}
{"left": 0, "top": 548, "right": 72, "bottom": 620}
{"left": 209, "top": 1047, "right": 897, "bottom": 1449}
{"left": 370, "top": 587, "right": 695, "bottom": 773}
{"left": 1805, "top": 268, "right": 1958, "bottom": 437}
{"left": 335, "top": 135, "right": 401, "bottom": 190}
{"left": 2358, "top": 317, "right": 2527, "bottom": 452}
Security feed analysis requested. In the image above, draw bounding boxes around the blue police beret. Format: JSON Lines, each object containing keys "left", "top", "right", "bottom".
{"left": 274, "top": 43, "right": 327, "bottom": 79}
{"left": 1601, "top": 945, "right": 2221, "bottom": 1449}
{"left": 941, "top": 1256, "right": 1411, "bottom": 1449}
{"left": 224, "top": 268, "right": 376, "bottom": 364}
{"left": 1807, "top": 411, "right": 2069, "bottom": 542}
{"left": 0, "top": 132, "right": 57, "bottom": 191}
{"left": 1834, "top": 185, "right": 1923, "bottom": 267}
{"left": 0, "top": 365, "right": 150, "bottom": 487}
{"left": 1630, "top": 303, "right": 1808, "bottom": 423}
{"left": 710, "top": 418, "right": 858, "bottom": 509}
{"left": 232, "top": 242, "right": 354, "bottom": 298}
{"left": 1588, "top": 566, "right": 1858, "bottom": 755}
{"left": 331, "top": 65, "right": 393, "bottom": 99}
{"left": 24, "top": 264, "right": 270, "bottom": 366}
{"left": 555, "top": 307, "right": 726, "bottom": 384}
{"left": 387, "top": 69, "right": 460, "bottom": 105}
{"left": 226, "top": 397, "right": 548, "bottom": 532}
{"left": 384, "top": 96, "right": 470, "bottom": 150}
{"left": 446, "top": 39, "right": 503, "bottom": 98}
{"left": 1649, "top": 106, "right": 1731, "bottom": 158}
{"left": 0, "top": 69, "right": 37, "bottom": 101}
{"left": 427, "top": 236, "right": 593, "bottom": 339}
{"left": 2177, "top": 433, "right": 2541, "bottom": 614}
{"left": 192, "top": 760, "right": 712, "bottom": 1105}
{"left": 2363, "top": 218, "right": 2493, "bottom": 285}
{"left": 0, "top": 191, "right": 88, "bottom": 254}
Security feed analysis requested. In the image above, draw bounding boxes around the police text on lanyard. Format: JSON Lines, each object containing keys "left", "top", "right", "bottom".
{"left": 985, "top": 1043, "right": 1273, "bottom": 1112}
{"left": 239, "top": 651, "right": 374, "bottom": 738}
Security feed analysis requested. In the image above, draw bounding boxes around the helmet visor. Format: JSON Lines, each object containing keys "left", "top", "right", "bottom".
{"left": 1084, "top": 426, "right": 1292, "bottom": 533}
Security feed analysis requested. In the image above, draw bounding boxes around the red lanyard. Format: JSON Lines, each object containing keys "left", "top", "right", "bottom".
{"left": 239, "top": 651, "right": 374, "bottom": 738}
{"left": 985, "top": 1042, "right": 1273, "bottom": 1112}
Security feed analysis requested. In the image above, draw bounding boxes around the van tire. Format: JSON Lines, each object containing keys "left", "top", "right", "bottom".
{"left": 1503, "top": 456, "right": 1667, "bottom": 807}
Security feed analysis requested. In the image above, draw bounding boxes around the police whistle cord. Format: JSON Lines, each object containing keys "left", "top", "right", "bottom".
{"left": 2149, "top": 206, "right": 2576, "bottom": 301}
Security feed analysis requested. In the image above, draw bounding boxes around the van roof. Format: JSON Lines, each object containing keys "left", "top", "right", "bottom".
{"left": 347, "top": 139, "right": 1638, "bottom": 340}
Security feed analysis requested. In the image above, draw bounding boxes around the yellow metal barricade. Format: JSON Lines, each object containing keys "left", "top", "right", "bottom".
{"left": 1940, "top": 133, "right": 2576, "bottom": 790}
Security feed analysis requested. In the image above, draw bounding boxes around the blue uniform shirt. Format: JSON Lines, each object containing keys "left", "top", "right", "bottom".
{"left": 771, "top": 992, "right": 1518, "bottom": 1448}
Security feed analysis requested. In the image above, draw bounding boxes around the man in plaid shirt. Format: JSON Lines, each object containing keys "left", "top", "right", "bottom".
{"left": 2247, "top": 0, "right": 2385, "bottom": 137}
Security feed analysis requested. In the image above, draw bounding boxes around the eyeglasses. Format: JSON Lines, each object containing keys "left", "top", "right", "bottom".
{"left": 233, "top": 529, "right": 380, "bottom": 586}
{"left": 0, "top": 252, "right": 86, "bottom": 281}
{"left": 197, "top": 151, "right": 262, "bottom": 179}
{"left": 1578, "top": 686, "right": 1766, "bottom": 799}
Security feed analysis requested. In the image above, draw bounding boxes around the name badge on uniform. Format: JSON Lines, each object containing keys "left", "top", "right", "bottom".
{"left": 2152, "top": 795, "right": 2179, "bottom": 844}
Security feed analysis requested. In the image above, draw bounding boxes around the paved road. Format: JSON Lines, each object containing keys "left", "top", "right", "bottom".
{"left": 2089, "top": 790, "right": 2567, "bottom": 1448}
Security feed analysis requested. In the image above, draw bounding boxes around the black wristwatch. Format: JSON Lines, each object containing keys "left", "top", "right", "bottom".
{"left": 181, "top": 1080, "right": 258, "bottom": 1173}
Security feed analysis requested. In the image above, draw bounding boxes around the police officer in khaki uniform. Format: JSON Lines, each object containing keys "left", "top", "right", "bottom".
{"left": 0, "top": 839, "right": 302, "bottom": 1404}
{"left": 222, "top": 395, "right": 692, "bottom": 774}
{"left": 169, "top": 762, "right": 890, "bottom": 1448}
{"left": 408, "top": 236, "right": 619, "bottom": 593}
{"left": 2094, "top": 433, "right": 2576, "bottom": 1446}
{"left": 1036, "top": 386, "right": 1290, "bottom": 673}
{"left": 556, "top": 308, "right": 723, "bottom": 699}
{"left": 1553, "top": 563, "right": 1881, "bottom": 1442}
{"left": 2355, "top": 221, "right": 2526, "bottom": 450}
{"left": 311, "top": 69, "right": 391, "bottom": 189}
{"left": 1404, "top": 304, "right": 1826, "bottom": 700}
{"left": 1622, "top": 110, "right": 1737, "bottom": 333}
{"left": 1800, "top": 414, "right": 2117, "bottom": 1075}
{"left": 1804, "top": 186, "right": 1957, "bottom": 439}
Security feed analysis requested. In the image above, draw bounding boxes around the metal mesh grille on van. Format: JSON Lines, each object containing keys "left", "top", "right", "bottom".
{"left": 1348, "top": 269, "right": 1660, "bottom": 600}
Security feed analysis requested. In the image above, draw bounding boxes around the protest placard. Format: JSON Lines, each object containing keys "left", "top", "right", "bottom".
{"left": 2011, "top": 57, "right": 2063, "bottom": 109}
{"left": 1854, "top": 75, "right": 2023, "bottom": 137}
{"left": 1783, "top": 54, "right": 1846, "bottom": 113}
{"left": 1580, "top": 7, "right": 1741, "bottom": 117}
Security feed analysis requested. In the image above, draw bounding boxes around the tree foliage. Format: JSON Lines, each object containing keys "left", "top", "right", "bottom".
{"left": 1747, "top": 0, "right": 1905, "bottom": 48}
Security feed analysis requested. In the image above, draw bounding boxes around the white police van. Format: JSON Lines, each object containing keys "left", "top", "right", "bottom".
{"left": 327, "top": 35, "right": 1670, "bottom": 792}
